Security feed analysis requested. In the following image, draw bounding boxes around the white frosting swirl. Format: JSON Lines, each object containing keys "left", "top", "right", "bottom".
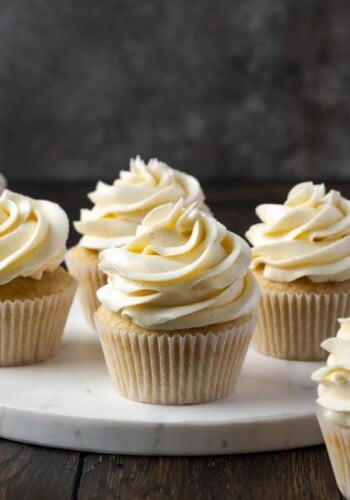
{"left": 0, "top": 189, "right": 69, "bottom": 285}
{"left": 75, "top": 156, "right": 206, "bottom": 250}
{"left": 313, "top": 318, "right": 350, "bottom": 423}
{"left": 97, "top": 200, "right": 259, "bottom": 330}
{"left": 246, "top": 182, "right": 350, "bottom": 282}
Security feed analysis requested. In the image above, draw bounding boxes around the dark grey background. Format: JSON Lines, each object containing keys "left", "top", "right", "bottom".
{"left": 1, "top": 0, "right": 349, "bottom": 182}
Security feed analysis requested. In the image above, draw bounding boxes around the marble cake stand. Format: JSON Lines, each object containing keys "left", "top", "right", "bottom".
{"left": 0, "top": 300, "right": 323, "bottom": 455}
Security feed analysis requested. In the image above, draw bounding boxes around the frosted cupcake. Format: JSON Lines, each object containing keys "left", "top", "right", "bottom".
{"left": 95, "top": 200, "right": 259, "bottom": 405}
{"left": 312, "top": 318, "right": 350, "bottom": 499}
{"left": 66, "top": 156, "right": 207, "bottom": 328}
{"left": 246, "top": 182, "right": 350, "bottom": 360}
{"left": 0, "top": 189, "right": 77, "bottom": 366}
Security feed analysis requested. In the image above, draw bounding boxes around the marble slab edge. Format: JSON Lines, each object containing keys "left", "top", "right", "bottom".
{"left": 0, "top": 405, "right": 323, "bottom": 455}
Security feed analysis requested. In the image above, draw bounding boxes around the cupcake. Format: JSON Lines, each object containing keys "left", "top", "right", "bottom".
{"left": 246, "top": 182, "right": 350, "bottom": 360}
{"left": 312, "top": 318, "right": 350, "bottom": 499}
{"left": 0, "top": 189, "right": 77, "bottom": 366}
{"left": 66, "top": 156, "right": 208, "bottom": 328}
{"left": 95, "top": 199, "right": 259, "bottom": 405}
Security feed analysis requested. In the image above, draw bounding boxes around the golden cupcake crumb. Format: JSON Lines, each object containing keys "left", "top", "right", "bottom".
{"left": 253, "top": 265, "right": 350, "bottom": 294}
{"left": 67, "top": 245, "right": 99, "bottom": 265}
{"left": 96, "top": 305, "right": 253, "bottom": 337}
{"left": 0, "top": 267, "right": 75, "bottom": 301}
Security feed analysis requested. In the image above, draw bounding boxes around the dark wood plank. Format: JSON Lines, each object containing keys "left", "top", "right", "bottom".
{"left": 77, "top": 446, "right": 340, "bottom": 500}
{"left": 212, "top": 206, "right": 257, "bottom": 237}
{"left": 206, "top": 181, "right": 350, "bottom": 207}
{"left": 228, "top": 446, "right": 340, "bottom": 500}
{"left": 0, "top": 438, "right": 81, "bottom": 500}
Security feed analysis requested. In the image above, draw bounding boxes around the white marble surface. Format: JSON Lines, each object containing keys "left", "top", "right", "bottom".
{"left": 0, "top": 299, "right": 323, "bottom": 455}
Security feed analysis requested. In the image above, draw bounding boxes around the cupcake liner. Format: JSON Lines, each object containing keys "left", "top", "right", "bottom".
{"left": 0, "top": 280, "right": 77, "bottom": 366}
{"left": 254, "top": 290, "right": 350, "bottom": 361}
{"left": 317, "top": 406, "right": 350, "bottom": 499}
{"left": 65, "top": 251, "right": 106, "bottom": 329}
{"left": 95, "top": 311, "right": 258, "bottom": 405}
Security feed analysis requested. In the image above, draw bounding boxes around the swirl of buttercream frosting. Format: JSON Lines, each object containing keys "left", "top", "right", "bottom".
{"left": 246, "top": 182, "right": 350, "bottom": 282}
{"left": 0, "top": 189, "right": 69, "bottom": 285}
{"left": 74, "top": 156, "right": 206, "bottom": 250}
{"left": 97, "top": 200, "right": 259, "bottom": 330}
{"left": 313, "top": 318, "right": 350, "bottom": 419}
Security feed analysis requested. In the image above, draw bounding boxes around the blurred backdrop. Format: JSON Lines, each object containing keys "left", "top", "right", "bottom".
{"left": 1, "top": 1, "right": 349, "bottom": 182}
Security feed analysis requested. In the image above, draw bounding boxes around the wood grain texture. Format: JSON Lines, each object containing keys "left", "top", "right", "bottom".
{"left": 0, "top": 439, "right": 81, "bottom": 500}
{"left": 76, "top": 447, "right": 340, "bottom": 500}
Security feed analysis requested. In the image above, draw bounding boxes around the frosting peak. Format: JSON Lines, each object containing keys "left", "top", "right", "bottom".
{"left": 74, "top": 156, "right": 206, "bottom": 250}
{"left": 285, "top": 181, "right": 326, "bottom": 208}
{"left": 313, "top": 318, "right": 350, "bottom": 416}
{"left": 246, "top": 182, "right": 350, "bottom": 283}
{"left": 0, "top": 189, "right": 68, "bottom": 285}
{"left": 97, "top": 200, "right": 259, "bottom": 330}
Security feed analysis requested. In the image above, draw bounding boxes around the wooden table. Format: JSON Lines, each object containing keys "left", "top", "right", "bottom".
{"left": 0, "top": 180, "right": 346, "bottom": 500}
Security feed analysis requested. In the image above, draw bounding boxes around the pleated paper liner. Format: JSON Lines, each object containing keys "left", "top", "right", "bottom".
{"left": 0, "top": 278, "right": 77, "bottom": 366}
{"left": 95, "top": 308, "right": 258, "bottom": 405}
{"left": 254, "top": 290, "right": 350, "bottom": 361}
{"left": 317, "top": 406, "right": 350, "bottom": 499}
{"left": 66, "top": 246, "right": 106, "bottom": 329}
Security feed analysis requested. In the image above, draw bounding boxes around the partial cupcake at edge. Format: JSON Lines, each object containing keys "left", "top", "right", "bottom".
{"left": 0, "top": 189, "right": 77, "bottom": 366}
{"left": 95, "top": 199, "right": 260, "bottom": 405}
{"left": 312, "top": 318, "right": 350, "bottom": 499}
{"left": 66, "top": 156, "right": 208, "bottom": 329}
{"left": 246, "top": 181, "right": 350, "bottom": 361}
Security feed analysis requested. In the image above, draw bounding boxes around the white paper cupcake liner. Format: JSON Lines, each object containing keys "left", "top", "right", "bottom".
{"left": 0, "top": 280, "right": 77, "bottom": 366}
{"left": 65, "top": 252, "right": 106, "bottom": 329}
{"left": 317, "top": 406, "right": 350, "bottom": 499}
{"left": 254, "top": 290, "right": 350, "bottom": 360}
{"left": 95, "top": 311, "right": 258, "bottom": 405}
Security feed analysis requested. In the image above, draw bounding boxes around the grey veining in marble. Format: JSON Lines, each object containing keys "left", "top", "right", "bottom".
{"left": 0, "top": 1, "right": 349, "bottom": 182}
